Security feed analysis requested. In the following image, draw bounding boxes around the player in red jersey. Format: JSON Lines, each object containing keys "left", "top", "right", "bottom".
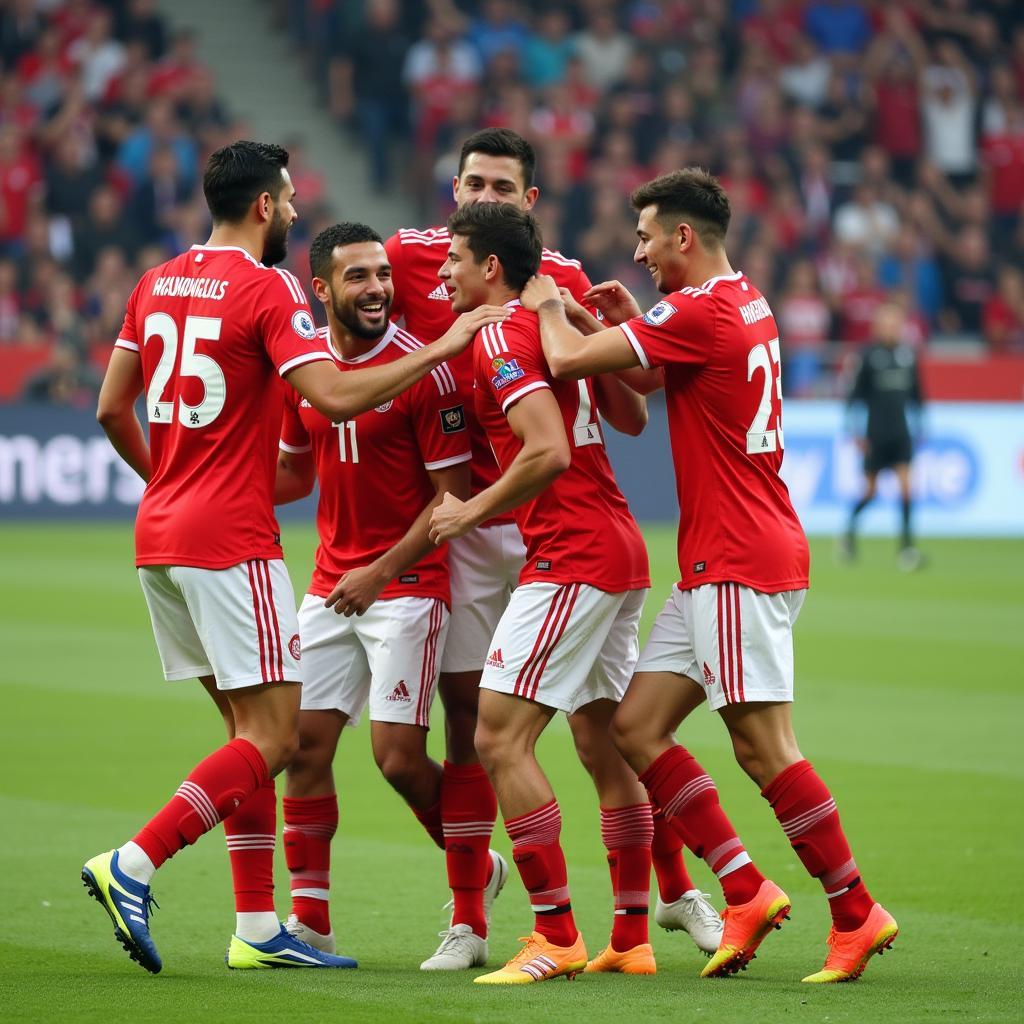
{"left": 429, "top": 202, "right": 659, "bottom": 983}
{"left": 388, "top": 128, "right": 717, "bottom": 966}
{"left": 521, "top": 168, "right": 898, "bottom": 984}
{"left": 272, "top": 222, "right": 508, "bottom": 966}
{"left": 82, "top": 141, "right": 507, "bottom": 974}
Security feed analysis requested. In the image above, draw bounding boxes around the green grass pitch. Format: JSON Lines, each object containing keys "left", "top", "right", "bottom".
{"left": 0, "top": 524, "right": 1020, "bottom": 1023}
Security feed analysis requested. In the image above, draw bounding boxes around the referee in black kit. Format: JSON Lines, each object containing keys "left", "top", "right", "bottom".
{"left": 841, "top": 301, "right": 925, "bottom": 571}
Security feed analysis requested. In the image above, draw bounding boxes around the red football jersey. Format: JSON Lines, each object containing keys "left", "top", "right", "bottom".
{"left": 618, "top": 272, "right": 810, "bottom": 594}
{"left": 280, "top": 323, "right": 470, "bottom": 603}
{"left": 115, "top": 244, "right": 330, "bottom": 569}
{"left": 473, "top": 302, "right": 649, "bottom": 592}
{"left": 385, "top": 226, "right": 594, "bottom": 523}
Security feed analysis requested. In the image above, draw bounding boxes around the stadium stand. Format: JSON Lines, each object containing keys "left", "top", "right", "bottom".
{"left": 276, "top": 0, "right": 1024, "bottom": 396}
{"left": 0, "top": 0, "right": 331, "bottom": 406}
{"left": 3, "top": 0, "right": 1024, "bottom": 404}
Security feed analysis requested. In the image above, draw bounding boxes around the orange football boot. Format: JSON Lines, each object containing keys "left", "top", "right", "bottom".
{"left": 701, "top": 879, "right": 791, "bottom": 978}
{"left": 474, "top": 931, "right": 588, "bottom": 985}
{"left": 585, "top": 942, "right": 657, "bottom": 975}
{"left": 802, "top": 903, "right": 898, "bottom": 983}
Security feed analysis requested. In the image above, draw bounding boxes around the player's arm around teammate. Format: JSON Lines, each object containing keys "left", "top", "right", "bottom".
{"left": 555, "top": 284, "right": 666, "bottom": 400}
{"left": 527, "top": 169, "right": 898, "bottom": 985}
{"left": 287, "top": 302, "right": 508, "bottom": 422}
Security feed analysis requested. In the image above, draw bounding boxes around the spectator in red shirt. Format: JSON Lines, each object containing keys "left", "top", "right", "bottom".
{"left": 982, "top": 266, "right": 1024, "bottom": 352}
{"left": 840, "top": 253, "right": 887, "bottom": 344}
{"left": 529, "top": 83, "right": 594, "bottom": 184}
{"left": 0, "top": 257, "right": 22, "bottom": 341}
{"left": 742, "top": 0, "right": 803, "bottom": 63}
{"left": 147, "top": 28, "right": 204, "bottom": 99}
{"left": 778, "top": 258, "right": 833, "bottom": 395}
{"left": 16, "top": 25, "right": 73, "bottom": 112}
{"left": 982, "top": 105, "right": 1024, "bottom": 245}
{"left": 0, "top": 123, "right": 41, "bottom": 252}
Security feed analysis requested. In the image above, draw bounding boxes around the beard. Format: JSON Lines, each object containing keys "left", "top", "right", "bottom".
{"left": 262, "top": 207, "right": 290, "bottom": 267}
{"left": 332, "top": 293, "right": 393, "bottom": 339}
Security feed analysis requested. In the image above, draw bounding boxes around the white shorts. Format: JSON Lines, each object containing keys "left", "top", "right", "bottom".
{"left": 298, "top": 593, "right": 448, "bottom": 727}
{"left": 441, "top": 522, "right": 526, "bottom": 674}
{"left": 138, "top": 559, "right": 302, "bottom": 690}
{"left": 635, "top": 583, "right": 806, "bottom": 711}
{"left": 480, "top": 582, "right": 647, "bottom": 714}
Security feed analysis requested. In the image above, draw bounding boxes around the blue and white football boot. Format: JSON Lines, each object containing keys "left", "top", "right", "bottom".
{"left": 225, "top": 926, "right": 358, "bottom": 969}
{"left": 82, "top": 850, "right": 162, "bottom": 974}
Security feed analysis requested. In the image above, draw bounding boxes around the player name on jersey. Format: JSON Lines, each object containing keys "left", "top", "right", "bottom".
{"left": 151, "top": 276, "right": 229, "bottom": 300}
{"left": 738, "top": 296, "right": 772, "bottom": 326}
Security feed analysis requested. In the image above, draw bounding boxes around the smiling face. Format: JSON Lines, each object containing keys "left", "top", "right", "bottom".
{"left": 438, "top": 233, "right": 494, "bottom": 313}
{"left": 633, "top": 204, "right": 690, "bottom": 294}
{"left": 314, "top": 240, "right": 393, "bottom": 339}
{"left": 453, "top": 152, "right": 539, "bottom": 211}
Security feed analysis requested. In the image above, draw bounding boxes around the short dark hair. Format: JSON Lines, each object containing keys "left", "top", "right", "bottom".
{"left": 447, "top": 203, "right": 542, "bottom": 292}
{"left": 630, "top": 168, "right": 731, "bottom": 247}
{"left": 309, "top": 222, "right": 384, "bottom": 280}
{"left": 458, "top": 128, "right": 536, "bottom": 189}
{"left": 203, "top": 141, "right": 289, "bottom": 225}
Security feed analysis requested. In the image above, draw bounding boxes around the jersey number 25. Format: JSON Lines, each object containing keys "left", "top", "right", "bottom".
{"left": 144, "top": 313, "right": 225, "bottom": 429}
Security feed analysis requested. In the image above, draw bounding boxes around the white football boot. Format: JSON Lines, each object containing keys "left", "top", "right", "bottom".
{"left": 421, "top": 849, "right": 509, "bottom": 970}
{"left": 655, "top": 889, "right": 724, "bottom": 955}
{"left": 420, "top": 922, "right": 488, "bottom": 971}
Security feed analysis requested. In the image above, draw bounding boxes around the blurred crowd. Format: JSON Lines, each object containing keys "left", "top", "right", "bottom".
{"left": 0, "top": 0, "right": 332, "bottom": 406}
{"left": 4, "top": 1, "right": 1024, "bottom": 408}
{"left": 282, "top": 0, "right": 1024, "bottom": 393}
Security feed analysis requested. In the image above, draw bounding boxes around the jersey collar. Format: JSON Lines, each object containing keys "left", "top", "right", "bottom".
{"left": 504, "top": 298, "right": 522, "bottom": 309}
{"left": 327, "top": 321, "right": 398, "bottom": 364}
{"left": 189, "top": 244, "right": 261, "bottom": 265}
{"left": 700, "top": 270, "right": 744, "bottom": 291}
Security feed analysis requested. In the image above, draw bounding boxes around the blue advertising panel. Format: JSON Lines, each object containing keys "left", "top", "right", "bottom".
{"left": 775, "top": 401, "right": 1024, "bottom": 537}
{"left": 1, "top": 401, "right": 1022, "bottom": 536}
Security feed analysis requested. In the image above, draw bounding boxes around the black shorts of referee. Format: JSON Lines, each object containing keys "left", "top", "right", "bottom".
{"left": 864, "top": 435, "right": 912, "bottom": 475}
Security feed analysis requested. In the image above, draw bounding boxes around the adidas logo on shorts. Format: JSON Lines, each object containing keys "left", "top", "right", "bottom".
{"left": 386, "top": 681, "right": 412, "bottom": 703}
{"left": 486, "top": 648, "right": 504, "bottom": 669}
{"left": 703, "top": 662, "right": 716, "bottom": 686}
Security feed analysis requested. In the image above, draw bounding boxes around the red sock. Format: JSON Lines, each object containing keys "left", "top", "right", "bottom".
{"left": 224, "top": 779, "right": 276, "bottom": 912}
{"left": 651, "top": 802, "right": 696, "bottom": 902}
{"left": 600, "top": 803, "right": 653, "bottom": 951}
{"left": 133, "top": 738, "right": 268, "bottom": 868}
{"left": 762, "top": 760, "right": 874, "bottom": 931}
{"left": 413, "top": 798, "right": 445, "bottom": 850}
{"left": 442, "top": 761, "right": 497, "bottom": 938}
{"left": 639, "top": 745, "right": 764, "bottom": 906}
{"left": 283, "top": 793, "right": 338, "bottom": 935}
{"left": 505, "top": 800, "right": 576, "bottom": 947}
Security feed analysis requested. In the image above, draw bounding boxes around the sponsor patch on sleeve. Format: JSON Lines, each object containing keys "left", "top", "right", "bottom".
{"left": 439, "top": 404, "right": 466, "bottom": 433}
{"left": 291, "top": 309, "right": 317, "bottom": 340}
{"left": 490, "top": 358, "right": 526, "bottom": 390}
{"left": 642, "top": 301, "right": 676, "bottom": 326}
